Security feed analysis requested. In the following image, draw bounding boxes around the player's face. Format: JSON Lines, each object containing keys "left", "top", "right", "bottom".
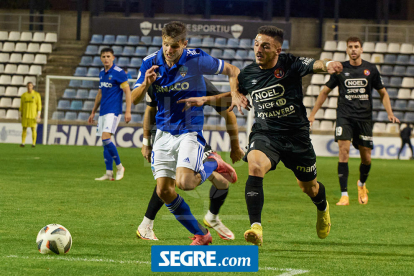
{"left": 27, "top": 83, "right": 33, "bottom": 91}
{"left": 254, "top": 34, "right": 282, "bottom": 69}
{"left": 162, "top": 36, "right": 188, "bottom": 64}
{"left": 346, "top": 41, "right": 363, "bottom": 61}
{"left": 100, "top": 52, "right": 115, "bottom": 67}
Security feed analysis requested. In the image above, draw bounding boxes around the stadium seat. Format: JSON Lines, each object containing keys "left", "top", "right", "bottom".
{"left": 222, "top": 49, "right": 236, "bottom": 59}
{"left": 210, "top": 49, "right": 223, "bottom": 59}
{"left": 282, "top": 40, "right": 290, "bottom": 50}
{"left": 381, "top": 76, "right": 390, "bottom": 86}
{"left": 34, "top": 54, "right": 47, "bottom": 64}
{"left": 403, "top": 112, "right": 414, "bottom": 122}
{"left": 5, "top": 64, "right": 17, "bottom": 74}
{"left": 323, "top": 41, "right": 337, "bottom": 51}
{"left": 2, "top": 42, "right": 14, "bottom": 52}
{"left": 381, "top": 65, "right": 393, "bottom": 75}
{"left": 12, "top": 75, "right": 24, "bottom": 85}
{"left": 376, "top": 111, "right": 389, "bottom": 121}
{"left": 320, "top": 52, "right": 333, "bottom": 60}
{"left": 135, "top": 46, "right": 147, "bottom": 56}
{"left": 202, "top": 37, "right": 214, "bottom": 47}
{"left": 0, "top": 87, "right": 4, "bottom": 96}
{"left": 407, "top": 100, "right": 414, "bottom": 111}
{"left": 0, "top": 109, "right": 6, "bottom": 118}
{"left": 306, "top": 85, "right": 320, "bottom": 96}
{"left": 10, "top": 53, "right": 22, "bottom": 63}
{"left": 390, "top": 77, "right": 402, "bottom": 86}
{"left": 227, "top": 38, "right": 239, "bottom": 48}
{"left": 122, "top": 46, "right": 134, "bottom": 56}
{"left": 393, "top": 65, "right": 405, "bottom": 75}
{"left": 80, "top": 56, "right": 93, "bottom": 66}
{"left": 320, "top": 121, "right": 333, "bottom": 130}
{"left": 372, "top": 99, "right": 381, "bottom": 109}
{"left": 17, "top": 65, "right": 29, "bottom": 75}
{"left": 215, "top": 38, "right": 227, "bottom": 47}
{"left": 92, "top": 56, "right": 102, "bottom": 66}
{"left": 337, "top": 41, "right": 347, "bottom": 51}
{"left": 373, "top": 123, "right": 386, "bottom": 133}
{"left": 311, "top": 74, "right": 325, "bottom": 85}
{"left": 140, "top": 36, "right": 152, "bottom": 45}
{"left": 406, "top": 66, "right": 414, "bottom": 76}
{"left": 328, "top": 97, "right": 337, "bottom": 108}
{"left": 189, "top": 37, "right": 202, "bottom": 47}
{"left": 102, "top": 35, "right": 115, "bottom": 45}
{"left": 152, "top": 36, "right": 162, "bottom": 46}
{"left": 127, "top": 68, "right": 137, "bottom": 78}
{"left": 51, "top": 111, "right": 64, "bottom": 120}
{"left": 117, "top": 57, "right": 130, "bottom": 67}
{"left": 90, "top": 34, "right": 103, "bottom": 44}
{"left": 127, "top": 35, "right": 140, "bottom": 45}
{"left": 397, "top": 89, "right": 411, "bottom": 99}
{"left": 203, "top": 105, "right": 215, "bottom": 115}
{"left": 240, "top": 38, "right": 251, "bottom": 48}
{"left": 311, "top": 120, "right": 320, "bottom": 130}
{"left": 86, "top": 67, "right": 100, "bottom": 77}
{"left": 77, "top": 112, "right": 90, "bottom": 121}
{"left": 0, "top": 75, "right": 11, "bottom": 85}
{"left": 243, "top": 60, "right": 252, "bottom": 68}
{"left": 29, "top": 65, "right": 41, "bottom": 76}
{"left": 81, "top": 80, "right": 95, "bottom": 88}
{"left": 206, "top": 116, "right": 220, "bottom": 126}
{"left": 32, "top": 32, "right": 45, "bottom": 42}
{"left": 315, "top": 109, "right": 325, "bottom": 119}
{"left": 63, "top": 89, "right": 76, "bottom": 99}
{"left": 362, "top": 42, "right": 375, "bottom": 52}
{"left": 88, "top": 89, "right": 98, "bottom": 99}
{"left": 303, "top": 96, "right": 315, "bottom": 107}
{"left": 0, "top": 31, "right": 8, "bottom": 40}
{"left": 11, "top": 98, "right": 20, "bottom": 107}
{"left": 74, "top": 67, "right": 87, "bottom": 76}
{"left": 76, "top": 89, "right": 89, "bottom": 99}
{"left": 18, "top": 87, "right": 26, "bottom": 96}
{"left": 115, "top": 35, "right": 127, "bottom": 45}
{"left": 384, "top": 54, "right": 397, "bottom": 64}
{"left": 129, "top": 57, "right": 142, "bottom": 67}
{"left": 361, "top": 53, "right": 371, "bottom": 61}
{"left": 64, "top": 111, "right": 77, "bottom": 121}
{"left": 371, "top": 54, "right": 384, "bottom": 63}
{"left": 5, "top": 87, "right": 18, "bottom": 96}
{"left": 70, "top": 100, "right": 83, "bottom": 110}
{"left": 22, "top": 54, "right": 34, "bottom": 63}
{"left": 8, "top": 31, "right": 20, "bottom": 41}
{"left": 45, "top": 32, "right": 57, "bottom": 43}
{"left": 135, "top": 102, "right": 146, "bottom": 112}
{"left": 85, "top": 45, "right": 98, "bottom": 55}
{"left": 387, "top": 43, "right": 400, "bottom": 53}
{"left": 237, "top": 117, "right": 246, "bottom": 126}
{"left": 24, "top": 76, "right": 36, "bottom": 85}
{"left": 131, "top": 114, "right": 142, "bottom": 123}
{"left": 15, "top": 42, "right": 27, "bottom": 52}
{"left": 110, "top": 45, "right": 121, "bottom": 56}
{"left": 400, "top": 43, "right": 413, "bottom": 54}
{"left": 387, "top": 88, "right": 398, "bottom": 98}
{"left": 82, "top": 101, "right": 95, "bottom": 111}
{"left": 235, "top": 50, "right": 247, "bottom": 60}
{"left": 333, "top": 52, "right": 346, "bottom": 62}
{"left": 69, "top": 79, "right": 81, "bottom": 87}
{"left": 0, "top": 97, "right": 12, "bottom": 107}
{"left": 147, "top": 47, "right": 159, "bottom": 55}
{"left": 374, "top": 42, "right": 387, "bottom": 53}
{"left": 0, "top": 53, "right": 9, "bottom": 62}
{"left": 0, "top": 64, "right": 3, "bottom": 73}
{"left": 401, "top": 77, "right": 414, "bottom": 88}
{"left": 6, "top": 109, "right": 18, "bottom": 119}
{"left": 385, "top": 123, "right": 400, "bottom": 134}
{"left": 27, "top": 43, "right": 40, "bottom": 52}
{"left": 394, "top": 99, "right": 407, "bottom": 110}
{"left": 396, "top": 55, "right": 409, "bottom": 64}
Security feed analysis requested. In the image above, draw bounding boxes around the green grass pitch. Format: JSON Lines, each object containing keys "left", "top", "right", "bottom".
{"left": 0, "top": 143, "right": 413, "bottom": 275}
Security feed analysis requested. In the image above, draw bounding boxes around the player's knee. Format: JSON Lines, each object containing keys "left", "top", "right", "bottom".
{"left": 156, "top": 186, "right": 175, "bottom": 202}
{"left": 300, "top": 184, "right": 318, "bottom": 197}
{"left": 176, "top": 174, "right": 198, "bottom": 191}
{"left": 248, "top": 162, "right": 265, "bottom": 177}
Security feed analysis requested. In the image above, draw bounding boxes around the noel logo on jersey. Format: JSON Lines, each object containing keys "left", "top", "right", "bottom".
{"left": 364, "top": 69, "right": 370, "bottom": 76}
{"left": 274, "top": 68, "right": 284, "bottom": 78}
{"left": 179, "top": 66, "right": 188, "bottom": 77}
{"left": 345, "top": 78, "right": 368, "bottom": 88}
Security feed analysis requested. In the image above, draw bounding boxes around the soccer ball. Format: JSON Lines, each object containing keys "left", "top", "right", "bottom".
{"left": 36, "top": 224, "right": 72, "bottom": 254}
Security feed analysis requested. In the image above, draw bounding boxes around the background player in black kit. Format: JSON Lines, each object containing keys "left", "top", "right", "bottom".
{"left": 398, "top": 124, "right": 413, "bottom": 160}
{"left": 308, "top": 37, "right": 400, "bottom": 206}
{"left": 180, "top": 26, "right": 343, "bottom": 246}
{"left": 137, "top": 78, "right": 245, "bottom": 241}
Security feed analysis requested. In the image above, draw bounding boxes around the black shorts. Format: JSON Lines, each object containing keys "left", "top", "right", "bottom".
{"left": 243, "top": 131, "right": 317, "bottom": 182}
{"left": 335, "top": 117, "right": 373, "bottom": 149}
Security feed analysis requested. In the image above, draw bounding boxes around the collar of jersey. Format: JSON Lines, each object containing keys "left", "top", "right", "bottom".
{"left": 104, "top": 63, "right": 116, "bottom": 74}
{"left": 156, "top": 48, "right": 188, "bottom": 68}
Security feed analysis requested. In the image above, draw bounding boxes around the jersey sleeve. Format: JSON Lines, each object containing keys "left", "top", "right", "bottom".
{"left": 372, "top": 67, "right": 385, "bottom": 90}
{"left": 19, "top": 94, "right": 23, "bottom": 112}
{"left": 145, "top": 85, "right": 157, "bottom": 107}
{"left": 204, "top": 77, "right": 227, "bottom": 113}
{"left": 36, "top": 92, "right": 42, "bottom": 112}
{"left": 238, "top": 70, "right": 248, "bottom": 96}
{"left": 116, "top": 69, "right": 129, "bottom": 86}
{"left": 197, "top": 49, "right": 224, "bottom": 75}
{"left": 290, "top": 54, "right": 316, "bottom": 77}
{"left": 133, "top": 60, "right": 150, "bottom": 89}
{"left": 325, "top": 74, "right": 339, "bottom": 89}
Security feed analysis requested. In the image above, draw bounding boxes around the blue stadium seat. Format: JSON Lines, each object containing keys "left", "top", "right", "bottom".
{"left": 93, "top": 113, "right": 99, "bottom": 121}
{"left": 92, "top": 56, "right": 102, "bottom": 66}
{"left": 201, "top": 48, "right": 210, "bottom": 55}
{"left": 248, "top": 50, "right": 255, "bottom": 60}
{"left": 410, "top": 56, "right": 414, "bottom": 65}
{"left": 232, "top": 60, "right": 244, "bottom": 69}
{"left": 222, "top": 49, "right": 236, "bottom": 59}
{"left": 77, "top": 112, "right": 90, "bottom": 121}
{"left": 122, "top": 46, "right": 134, "bottom": 56}
{"left": 74, "top": 67, "right": 87, "bottom": 76}
{"left": 282, "top": 40, "right": 290, "bottom": 50}
{"left": 381, "top": 65, "right": 393, "bottom": 75}
{"left": 135, "top": 46, "right": 147, "bottom": 56}
{"left": 240, "top": 38, "right": 251, "bottom": 49}
{"left": 396, "top": 55, "right": 410, "bottom": 64}
{"left": 134, "top": 103, "right": 146, "bottom": 113}
{"left": 227, "top": 38, "right": 239, "bottom": 48}
{"left": 381, "top": 76, "right": 390, "bottom": 86}
{"left": 80, "top": 56, "right": 93, "bottom": 66}
{"left": 215, "top": 38, "right": 227, "bottom": 47}
{"left": 87, "top": 67, "right": 100, "bottom": 77}
{"left": 394, "top": 111, "right": 404, "bottom": 119}
{"left": 372, "top": 111, "right": 377, "bottom": 119}
{"left": 115, "top": 35, "right": 127, "bottom": 45}
{"left": 81, "top": 80, "right": 95, "bottom": 88}
{"left": 243, "top": 60, "right": 252, "bottom": 68}
{"left": 152, "top": 36, "right": 162, "bottom": 46}
{"left": 69, "top": 80, "right": 81, "bottom": 88}
{"left": 203, "top": 105, "right": 215, "bottom": 115}
{"left": 189, "top": 37, "right": 202, "bottom": 47}
{"left": 206, "top": 116, "right": 220, "bottom": 125}
{"left": 387, "top": 88, "right": 398, "bottom": 98}
{"left": 384, "top": 54, "right": 397, "bottom": 64}
{"left": 131, "top": 114, "right": 142, "bottom": 123}
{"left": 393, "top": 65, "right": 405, "bottom": 75}
{"left": 376, "top": 111, "right": 389, "bottom": 121}
{"left": 82, "top": 101, "right": 95, "bottom": 111}
{"left": 235, "top": 50, "right": 248, "bottom": 60}
{"left": 210, "top": 49, "right": 223, "bottom": 58}
{"left": 88, "top": 89, "right": 98, "bottom": 99}
{"left": 394, "top": 99, "right": 407, "bottom": 110}
{"left": 404, "top": 112, "right": 414, "bottom": 122}
{"left": 202, "top": 37, "right": 214, "bottom": 47}
{"left": 128, "top": 68, "right": 138, "bottom": 78}
{"left": 64, "top": 111, "right": 77, "bottom": 121}
{"left": 90, "top": 34, "right": 103, "bottom": 44}
{"left": 372, "top": 99, "right": 381, "bottom": 109}
{"left": 76, "top": 89, "right": 89, "bottom": 99}
{"left": 406, "top": 66, "right": 414, "bottom": 76}
{"left": 85, "top": 45, "right": 98, "bottom": 55}
{"left": 237, "top": 117, "right": 246, "bottom": 126}
{"left": 128, "top": 35, "right": 140, "bottom": 45}
{"left": 57, "top": 100, "right": 70, "bottom": 110}
{"left": 390, "top": 77, "right": 402, "bottom": 87}
{"left": 52, "top": 111, "right": 65, "bottom": 120}
{"left": 117, "top": 57, "right": 130, "bottom": 67}
{"left": 112, "top": 46, "right": 123, "bottom": 56}
{"left": 62, "top": 89, "right": 76, "bottom": 99}
{"left": 102, "top": 35, "right": 115, "bottom": 45}
{"left": 147, "top": 47, "right": 159, "bottom": 55}
{"left": 70, "top": 100, "right": 83, "bottom": 110}
{"left": 140, "top": 36, "right": 152, "bottom": 45}
{"left": 407, "top": 100, "right": 414, "bottom": 111}
{"left": 129, "top": 57, "right": 142, "bottom": 67}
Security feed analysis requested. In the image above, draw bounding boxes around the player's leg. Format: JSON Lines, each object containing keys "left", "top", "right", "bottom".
{"left": 397, "top": 140, "right": 406, "bottom": 159}
{"left": 101, "top": 114, "right": 124, "bottom": 180}
{"left": 137, "top": 185, "right": 163, "bottom": 240}
{"left": 337, "top": 140, "right": 351, "bottom": 205}
{"left": 95, "top": 115, "right": 114, "bottom": 180}
{"left": 21, "top": 126, "right": 27, "bottom": 147}
{"left": 357, "top": 145, "right": 371, "bottom": 205}
{"left": 31, "top": 125, "right": 37, "bottom": 147}
{"left": 408, "top": 139, "right": 414, "bottom": 159}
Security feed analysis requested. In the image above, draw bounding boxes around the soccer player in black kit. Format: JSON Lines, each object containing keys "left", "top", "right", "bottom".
{"left": 309, "top": 37, "right": 400, "bottom": 206}
{"left": 179, "top": 26, "right": 343, "bottom": 246}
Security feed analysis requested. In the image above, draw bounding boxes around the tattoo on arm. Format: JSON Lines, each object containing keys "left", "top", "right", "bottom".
{"left": 313, "top": 60, "right": 327, "bottom": 73}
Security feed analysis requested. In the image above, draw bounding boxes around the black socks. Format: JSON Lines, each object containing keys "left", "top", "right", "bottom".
{"left": 359, "top": 163, "right": 371, "bottom": 184}
{"left": 311, "top": 181, "right": 327, "bottom": 211}
{"left": 144, "top": 186, "right": 164, "bottom": 220}
{"left": 209, "top": 186, "right": 229, "bottom": 215}
{"left": 245, "top": 175, "right": 264, "bottom": 225}
{"left": 338, "top": 162, "right": 349, "bottom": 192}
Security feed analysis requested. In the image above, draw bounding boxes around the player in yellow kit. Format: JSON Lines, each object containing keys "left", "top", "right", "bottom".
{"left": 19, "top": 82, "right": 42, "bottom": 147}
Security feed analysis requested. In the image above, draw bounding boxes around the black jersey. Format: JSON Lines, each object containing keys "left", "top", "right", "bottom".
{"left": 238, "top": 53, "right": 315, "bottom": 134}
{"left": 401, "top": 126, "right": 413, "bottom": 139}
{"left": 325, "top": 60, "right": 384, "bottom": 121}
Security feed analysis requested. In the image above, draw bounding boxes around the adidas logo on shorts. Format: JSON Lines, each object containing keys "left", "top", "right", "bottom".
{"left": 183, "top": 157, "right": 190, "bottom": 163}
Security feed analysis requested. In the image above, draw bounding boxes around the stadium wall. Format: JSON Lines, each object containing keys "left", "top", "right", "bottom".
{"left": 1, "top": 122, "right": 412, "bottom": 160}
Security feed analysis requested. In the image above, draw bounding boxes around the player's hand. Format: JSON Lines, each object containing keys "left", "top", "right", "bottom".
{"left": 388, "top": 114, "right": 400, "bottom": 123}
{"left": 125, "top": 111, "right": 131, "bottom": 123}
{"left": 177, "top": 97, "right": 207, "bottom": 112}
{"left": 230, "top": 146, "right": 245, "bottom": 164}
{"left": 141, "top": 145, "right": 152, "bottom": 163}
{"left": 327, "top": 61, "right": 343, "bottom": 74}
{"left": 144, "top": 65, "right": 159, "bottom": 85}
{"left": 229, "top": 92, "right": 251, "bottom": 115}
{"left": 308, "top": 114, "right": 315, "bottom": 127}
{"left": 88, "top": 113, "right": 95, "bottom": 124}
{"left": 36, "top": 116, "right": 41, "bottom": 123}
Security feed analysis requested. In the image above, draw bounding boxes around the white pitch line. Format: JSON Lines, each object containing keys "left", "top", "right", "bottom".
{"left": 5, "top": 255, "right": 309, "bottom": 275}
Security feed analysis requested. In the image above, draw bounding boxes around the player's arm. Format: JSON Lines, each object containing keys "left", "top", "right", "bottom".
{"left": 88, "top": 89, "right": 102, "bottom": 124}
{"left": 141, "top": 105, "right": 156, "bottom": 163}
{"left": 121, "top": 82, "right": 131, "bottom": 123}
{"left": 177, "top": 92, "right": 233, "bottom": 111}
{"left": 313, "top": 59, "right": 343, "bottom": 74}
{"left": 377, "top": 88, "right": 400, "bottom": 123}
{"left": 308, "top": 86, "right": 332, "bottom": 126}
{"left": 218, "top": 109, "right": 245, "bottom": 163}
{"left": 221, "top": 62, "right": 240, "bottom": 97}
{"left": 131, "top": 65, "right": 159, "bottom": 105}
{"left": 36, "top": 93, "right": 42, "bottom": 122}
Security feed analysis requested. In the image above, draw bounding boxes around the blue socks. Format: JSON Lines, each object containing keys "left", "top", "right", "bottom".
{"left": 103, "top": 139, "right": 121, "bottom": 166}
{"left": 201, "top": 159, "right": 218, "bottom": 183}
{"left": 166, "top": 194, "right": 205, "bottom": 235}
{"left": 103, "top": 147, "right": 113, "bottom": 170}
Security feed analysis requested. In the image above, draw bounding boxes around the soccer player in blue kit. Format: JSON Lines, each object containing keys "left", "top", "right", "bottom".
{"left": 88, "top": 48, "right": 132, "bottom": 181}
{"left": 131, "top": 21, "right": 240, "bottom": 245}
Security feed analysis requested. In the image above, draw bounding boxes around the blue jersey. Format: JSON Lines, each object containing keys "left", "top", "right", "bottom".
{"left": 134, "top": 48, "right": 224, "bottom": 144}
{"left": 99, "top": 64, "right": 128, "bottom": 116}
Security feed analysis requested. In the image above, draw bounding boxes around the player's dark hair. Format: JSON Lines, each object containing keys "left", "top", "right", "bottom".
{"left": 26, "top": 82, "right": 33, "bottom": 86}
{"left": 346, "top": 37, "right": 363, "bottom": 47}
{"left": 162, "top": 21, "right": 187, "bottom": 41}
{"left": 100, "top": 47, "right": 114, "bottom": 56}
{"left": 257, "top": 25, "right": 284, "bottom": 45}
